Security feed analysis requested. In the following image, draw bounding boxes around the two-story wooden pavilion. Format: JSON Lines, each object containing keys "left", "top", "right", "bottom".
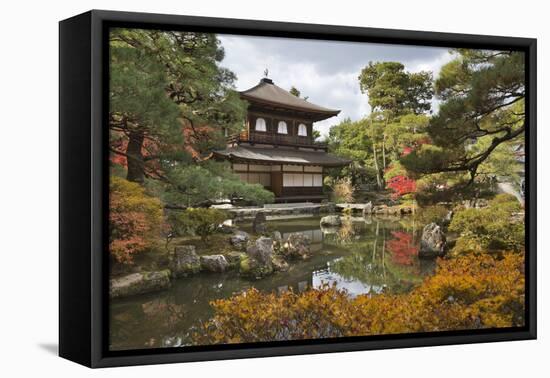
{"left": 213, "top": 78, "right": 351, "bottom": 203}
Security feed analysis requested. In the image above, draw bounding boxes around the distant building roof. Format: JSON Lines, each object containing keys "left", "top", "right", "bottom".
{"left": 240, "top": 78, "right": 340, "bottom": 121}
{"left": 213, "top": 145, "right": 351, "bottom": 167}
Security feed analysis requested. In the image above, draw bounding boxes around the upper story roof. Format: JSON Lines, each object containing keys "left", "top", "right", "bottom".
{"left": 240, "top": 78, "right": 340, "bottom": 121}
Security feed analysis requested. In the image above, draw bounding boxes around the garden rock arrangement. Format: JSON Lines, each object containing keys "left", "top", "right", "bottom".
{"left": 112, "top": 229, "right": 317, "bottom": 298}
{"left": 224, "top": 251, "right": 245, "bottom": 269}
{"left": 419, "top": 222, "right": 447, "bottom": 258}
{"left": 281, "top": 233, "right": 312, "bottom": 260}
{"left": 200, "top": 255, "right": 229, "bottom": 272}
{"left": 171, "top": 245, "right": 201, "bottom": 277}
{"left": 252, "top": 212, "right": 268, "bottom": 233}
{"left": 271, "top": 230, "right": 282, "bottom": 242}
{"left": 240, "top": 237, "right": 274, "bottom": 279}
{"left": 110, "top": 270, "right": 171, "bottom": 299}
{"left": 230, "top": 230, "right": 249, "bottom": 251}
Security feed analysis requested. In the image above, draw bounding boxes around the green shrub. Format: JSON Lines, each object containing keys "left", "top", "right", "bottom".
{"left": 169, "top": 208, "right": 228, "bottom": 243}
{"left": 449, "top": 194, "right": 524, "bottom": 255}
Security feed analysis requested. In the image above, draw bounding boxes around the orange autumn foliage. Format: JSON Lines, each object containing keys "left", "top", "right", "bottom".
{"left": 109, "top": 176, "right": 163, "bottom": 264}
{"left": 193, "top": 253, "right": 524, "bottom": 344}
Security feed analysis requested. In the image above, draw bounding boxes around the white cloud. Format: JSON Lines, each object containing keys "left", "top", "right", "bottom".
{"left": 218, "top": 35, "right": 452, "bottom": 137}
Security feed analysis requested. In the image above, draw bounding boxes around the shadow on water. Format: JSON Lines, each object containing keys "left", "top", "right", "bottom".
{"left": 110, "top": 215, "right": 435, "bottom": 351}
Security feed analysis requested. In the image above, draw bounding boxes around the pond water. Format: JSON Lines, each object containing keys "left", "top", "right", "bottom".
{"left": 110, "top": 215, "right": 435, "bottom": 351}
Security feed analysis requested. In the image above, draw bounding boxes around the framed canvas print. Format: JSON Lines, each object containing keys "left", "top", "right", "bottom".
{"left": 59, "top": 10, "right": 536, "bottom": 368}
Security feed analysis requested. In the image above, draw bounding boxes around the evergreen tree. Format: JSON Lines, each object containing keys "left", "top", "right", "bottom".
{"left": 109, "top": 28, "right": 273, "bottom": 206}
{"left": 358, "top": 62, "right": 434, "bottom": 188}
{"left": 401, "top": 49, "right": 525, "bottom": 195}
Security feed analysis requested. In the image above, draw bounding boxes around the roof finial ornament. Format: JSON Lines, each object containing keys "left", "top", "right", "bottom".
{"left": 263, "top": 68, "right": 269, "bottom": 78}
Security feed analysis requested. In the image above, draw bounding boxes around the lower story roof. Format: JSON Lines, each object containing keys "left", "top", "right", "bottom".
{"left": 213, "top": 145, "right": 352, "bottom": 167}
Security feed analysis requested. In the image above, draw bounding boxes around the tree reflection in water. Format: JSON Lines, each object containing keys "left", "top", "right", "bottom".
{"left": 328, "top": 219, "right": 428, "bottom": 295}
{"left": 110, "top": 216, "right": 436, "bottom": 350}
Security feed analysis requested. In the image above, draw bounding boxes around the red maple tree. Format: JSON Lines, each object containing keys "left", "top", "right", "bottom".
{"left": 387, "top": 175, "right": 416, "bottom": 199}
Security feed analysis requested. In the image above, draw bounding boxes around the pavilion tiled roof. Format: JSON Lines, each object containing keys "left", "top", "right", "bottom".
{"left": 240, "top": 78, "right": 340, "bottom": 121}
{"left": 213, "top": 145, "right": 351, "bottom": 167}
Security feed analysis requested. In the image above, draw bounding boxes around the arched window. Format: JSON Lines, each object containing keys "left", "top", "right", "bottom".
{"left": 277, "top": 121, "right": 288, "bottom": 134}
{"left": 255, "top": 118, "right": 266, "bottom": 132}
{"left": 298, "top": 123, "right": 308, "bottom": 136}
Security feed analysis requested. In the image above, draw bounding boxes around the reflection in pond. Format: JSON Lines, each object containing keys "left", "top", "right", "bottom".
{"left": 110, "top": 216, "right": 435, "bottom": 351}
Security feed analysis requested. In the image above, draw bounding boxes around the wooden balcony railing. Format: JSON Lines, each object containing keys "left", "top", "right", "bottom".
{"left": 228, "top": 130, "right": 327, "bottom": 150}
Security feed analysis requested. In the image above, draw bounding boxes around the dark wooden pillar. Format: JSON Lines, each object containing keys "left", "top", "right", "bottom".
{"left": 271, "top": 171, "right": 283, "bottom": 197}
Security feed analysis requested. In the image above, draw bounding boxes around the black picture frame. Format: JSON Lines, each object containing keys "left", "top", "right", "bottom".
{"left": 59, "top": 9, "right": 537, "bottom": 368}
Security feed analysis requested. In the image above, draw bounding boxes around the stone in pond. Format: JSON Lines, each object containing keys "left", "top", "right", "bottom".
{"left": 247, "top": 237, "right": 273, "bottom": 265}
{"left": 171, "top": 245, "right": 200, "bottom": 277}
{"left": 224, "top": 251, "right": 245, "bottom": 269}
{"left": 200, "top": 255, "right": 229, "bottom": 272}
{"left": 230, "top": 230, "right": 249, "bottom": 251}
{"left": 320, "top": 215, "right": 342, "bottom": 227}
{"left": 110, "top": 270, "right": 171, "bottom": 299}
{"left": 271, "top": 230, "right": 282, "bottom": 242}
{"left": 419, "top": 222, "right": 446, "bottom": 258}
{"left": 241, "top": 237, "right": 274, "bottom": 279}
{"left": 362, "top": 202, "right": 373, "bottom": 216}
{"left": 282, "top": 232, "right": 311, "bottom": 260}
{"left": 253, "top": 212, "right": 268, "bottom": 234}
{"left": 272, "top": 256, "right": 289, "bottom": 272}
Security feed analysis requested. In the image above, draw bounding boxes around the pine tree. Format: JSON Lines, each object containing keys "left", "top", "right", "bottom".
{"left": 401, "top": 49, "right": 525, "bottom": 193}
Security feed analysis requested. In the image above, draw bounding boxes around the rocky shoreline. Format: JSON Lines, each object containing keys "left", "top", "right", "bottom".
{"left": 110, "top": 204, "right": 449, "bottom": 300}
{"left": 110, "top": 226, "right": 312, "bottom": 299}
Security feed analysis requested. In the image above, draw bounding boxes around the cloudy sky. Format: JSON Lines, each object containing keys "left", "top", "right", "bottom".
{"left": 218, "top": 34, "right": 454, "bottom": 137}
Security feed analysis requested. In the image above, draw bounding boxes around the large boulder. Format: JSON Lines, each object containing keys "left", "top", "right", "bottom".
{"left": 200, "top": 255, "right": 229, "bottom": 273}
{"left": 247, "top": 237, "right": 273, "bottom": 265}
{"left": 110, "top": 270, "right": 171, "bottom": 299}
{"left": 224, "top": 251, "right": 245, "bottom": 269}
{"left": 282, "top": 232, "right": 312, "bottom": 260}
{"left": 271, "top": 230, "right": 282, "bottom": 242}
{"left": 419, "top": 223, "right": 446, "bottom": 258}
{"left": 171, "top": 245, "right": 201, "bottom": 277}
{"left": 320, "top": 215, "right": 342, "bottom": 227}
{"left": 230, "top": 230, "right": 250, "bottom": 251}
{"left": 252, "top": 212, "right": 268, "bottom": 234}
{"left": 241, "top": 237, "right": 274, "bottom": 279}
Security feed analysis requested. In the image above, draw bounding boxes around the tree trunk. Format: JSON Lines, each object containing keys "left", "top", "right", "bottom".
{"left": 370, "top": 118, "right": 383, "bottom": 190}
{"left": 126, "top": 131, "right": 145, "bottom": 183}
{"left": 372, "top": 144, "right": 382, "bottom": 189}
{"left": 382, "top": 135, "right": 387, "bottom": 170}
{"left": 382, "top": 116, "right": 390, "bottom": 171}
